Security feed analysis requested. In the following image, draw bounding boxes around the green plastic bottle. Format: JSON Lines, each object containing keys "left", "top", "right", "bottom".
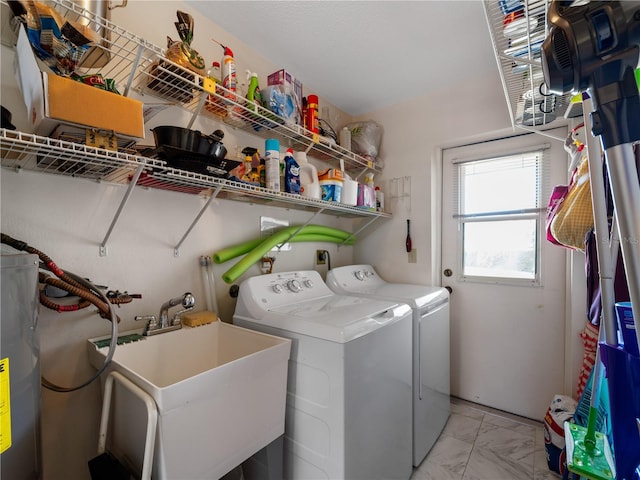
{"left": 246, "top": 70, "right": 263, "bottom": 112}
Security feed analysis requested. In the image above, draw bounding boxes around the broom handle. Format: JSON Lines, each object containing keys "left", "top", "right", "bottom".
{"left": 583, "top": 94, "right": 620, "bottom": 348}
{"left": 581, "top": 95, "right": 618, "bottom": 451}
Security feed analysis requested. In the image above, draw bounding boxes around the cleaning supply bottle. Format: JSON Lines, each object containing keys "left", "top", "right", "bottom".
{"left": 284, "top": 148, "right": 301, "bottom": 194}
{"left": 265, "top": 139, "right": 280, "bottom": 191}
{"left": 305, "top": 94, "right": 319, "bottom": 134}
{"left": 294, "top": 151, "right": 320, "bottom": 199}
{"left": 212, "top": 40, "right": 237, "bottom": 101}
{"left": 340, "top": 126, "right": 351, "bottom": 151}
{"left": 258, "top": 156, "right": 266, "bottom": 188}
{"left": 375, "top": 186, "right": 384, "bottom": 212}
{"left": 205, "top": 61, "right": 225, "bottom": 116}
{"left": 245, "top": 70, "right": 262, "bottom": 112}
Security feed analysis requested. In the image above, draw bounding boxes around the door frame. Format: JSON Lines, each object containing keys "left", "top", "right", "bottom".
{"left": 430, "top": 126, "right": 586, "bottom": 397}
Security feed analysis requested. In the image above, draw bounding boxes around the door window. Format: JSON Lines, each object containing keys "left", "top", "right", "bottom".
{"left": 454, "top": 150, "right": 547, "bottom": 285}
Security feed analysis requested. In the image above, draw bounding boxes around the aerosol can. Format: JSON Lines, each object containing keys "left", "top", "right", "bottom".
{"left": 212, "top": 39, "right": 237, "bottom": 101}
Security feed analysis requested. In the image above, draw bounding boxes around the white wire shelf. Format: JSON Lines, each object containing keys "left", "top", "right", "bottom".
{"left": 483, "top": 0, "right": 574, "bottom": 136}
{"left": 0, "top": 128, "right": 388, "bottom": 219}
{"left": 40, "top": 0, "right": 379, "bottom": 174}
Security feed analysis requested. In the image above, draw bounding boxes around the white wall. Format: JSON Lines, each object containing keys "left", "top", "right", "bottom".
{"left": 1, "top": 2, "right": 586, "bottom": 478}
{"left": 353, "top": 69, "right": 513, "bottom": 283}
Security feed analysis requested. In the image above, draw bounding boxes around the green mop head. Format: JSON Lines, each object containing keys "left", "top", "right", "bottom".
{"left": 564, "top": 420, "right": 616, "bottom": 480}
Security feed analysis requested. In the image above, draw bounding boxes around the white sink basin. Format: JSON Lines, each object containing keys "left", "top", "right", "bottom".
{"left": 87, "top": 321, "right": 291, "bottom": 480}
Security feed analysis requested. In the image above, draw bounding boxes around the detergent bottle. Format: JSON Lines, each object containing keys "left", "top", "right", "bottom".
{"left": 294, "top": 151, "right": 320, "bottom": 199}
{"left": 284, "top": 148, "right": 301, "bottom": 194}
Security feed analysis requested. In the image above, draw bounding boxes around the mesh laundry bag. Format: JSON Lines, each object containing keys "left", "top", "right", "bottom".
{"left": 550, "top": 156, "right": 594, "bottom": 250}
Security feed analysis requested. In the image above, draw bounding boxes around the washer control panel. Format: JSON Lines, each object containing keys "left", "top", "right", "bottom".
{"left": 242, "top": 270, "right": 333, "bottom": 310}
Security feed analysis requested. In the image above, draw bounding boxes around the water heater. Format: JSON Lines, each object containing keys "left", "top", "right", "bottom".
{"left": 1, "top": 253, "right": 41, "bottom": 479}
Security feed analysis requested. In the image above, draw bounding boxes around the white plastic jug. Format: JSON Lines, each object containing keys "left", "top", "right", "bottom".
{"left": 294, "top": 151, "right": 321, "bottom": 200}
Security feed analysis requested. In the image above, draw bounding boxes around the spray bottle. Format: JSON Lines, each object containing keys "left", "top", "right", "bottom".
{"left": 245, "top": 70, "right": 263, "bottom": 112}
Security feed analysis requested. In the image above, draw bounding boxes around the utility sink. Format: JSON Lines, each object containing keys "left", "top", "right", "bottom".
{"left": 87, "top": 321, "right": 291, "bottom": 480}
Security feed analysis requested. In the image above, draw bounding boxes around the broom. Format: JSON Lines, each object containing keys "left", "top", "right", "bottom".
{"left": 563, "top": 94, "right": 617, "bottom": 480}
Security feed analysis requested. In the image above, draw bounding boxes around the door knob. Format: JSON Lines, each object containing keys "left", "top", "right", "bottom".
{"left": 445, "top": 286, "right": 453, "bottom": 294}
{"left": 443, "top": 268, "right": 453, "bottom": 277}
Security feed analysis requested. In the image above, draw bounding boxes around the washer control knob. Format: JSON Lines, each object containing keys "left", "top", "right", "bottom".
{"left": 304, "top": 279, "right": 314, "bottom": 289}
{"left": 355, "top": 271, "right": 365, "bottom": 281}
{"left": 272, "top": 284, "right": 283, "bottom": 294}
{"left": 287, "top": 279, "right": 302, "bottom": 292}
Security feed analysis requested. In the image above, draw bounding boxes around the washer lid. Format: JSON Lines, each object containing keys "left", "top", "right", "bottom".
{"left": 326, "top": 265, "right": 449, "bottom": 310}
{"left": 257, "top": 295, "right": 410, "bottom": 343}
{"left": 233, "top": 270, "right": 411, "bottom": 343}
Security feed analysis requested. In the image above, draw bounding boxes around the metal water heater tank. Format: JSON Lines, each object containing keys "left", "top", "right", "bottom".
{"left": 1, "top": 253, "right": 41, "bottom": 480}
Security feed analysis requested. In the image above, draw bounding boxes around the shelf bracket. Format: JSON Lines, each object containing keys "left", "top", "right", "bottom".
{"left": 122, "top": 44, "right": 145, "bottom": 97}
{"left": 341, "top": 215, "right": 382, "bottom": 246}
{"left": 100, "top": 164, "right": 144, "bottom": 256}
{"left": 187, "top": 93, "right": 208, "bottom": 130}
{"left": 174, "top": 184, "right": 223, "bottom": 257}
{"left": 274, "top": 207, "right": 326, "bottom": 249}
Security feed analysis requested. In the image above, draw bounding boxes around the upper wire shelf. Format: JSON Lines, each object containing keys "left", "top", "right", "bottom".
{"left": 483, "top": 0, "right": 574, "bottom": 135}
{"left": 41, "top": 0, "right": 379, "bottom": 174}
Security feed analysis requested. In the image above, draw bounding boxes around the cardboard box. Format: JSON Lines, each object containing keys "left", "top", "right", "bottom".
{"left": 15, "top": 26, "right": 144, "bottom": 139}
{"left": 267, "top": 69, "right": 303, "bottom": 107}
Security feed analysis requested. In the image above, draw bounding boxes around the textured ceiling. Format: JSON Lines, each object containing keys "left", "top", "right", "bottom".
{"left": 187, "top": 1, "right": 499, "bottom": 116}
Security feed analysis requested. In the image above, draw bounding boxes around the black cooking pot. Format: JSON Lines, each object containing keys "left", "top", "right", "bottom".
{"left": 196, "top": 129, "right": 227, "bottom": 160}
{"left": 152, "top": 125, "right": 201, "bottom": 152}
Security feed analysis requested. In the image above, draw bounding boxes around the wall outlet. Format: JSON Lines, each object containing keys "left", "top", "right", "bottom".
{"left": 408, "top": 249, "right": 417, "bottom": 264}
{"left": 316, "top": 250, "right": 326, "bottom": 265}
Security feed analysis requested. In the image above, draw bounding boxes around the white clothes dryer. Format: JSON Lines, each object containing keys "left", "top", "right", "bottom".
{"left": 233, "top": 270, "right": 413, "bottom": 480}
{"left": 326, "top": 265, "right": 450, "bottom": 466}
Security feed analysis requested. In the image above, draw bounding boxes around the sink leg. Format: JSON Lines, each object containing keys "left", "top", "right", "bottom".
{"left": 240, "top": 435, "right": 284, "bottom": 480}
{"left": 264, "top": 436, "right": 284, "bottom": 480}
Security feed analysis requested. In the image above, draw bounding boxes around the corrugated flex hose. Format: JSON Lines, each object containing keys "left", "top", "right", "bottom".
{"left": 212, "top": 225, "right": 354, "bottom": 284}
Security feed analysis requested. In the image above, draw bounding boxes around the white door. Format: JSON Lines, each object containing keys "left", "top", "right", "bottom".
{"left": 441, "top": 129, "right": 568, "bottom": 419}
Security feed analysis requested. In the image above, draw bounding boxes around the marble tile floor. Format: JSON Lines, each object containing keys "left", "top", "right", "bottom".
{"left": 412, "top": 397, "right": 560, "bottom": 480}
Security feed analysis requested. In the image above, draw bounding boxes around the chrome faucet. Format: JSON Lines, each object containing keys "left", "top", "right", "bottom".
{"left": 159, "top": 292, "right": 195, "bottom": 328}
{"left": 136, "top": 292, "right": 195, "bottom": 336}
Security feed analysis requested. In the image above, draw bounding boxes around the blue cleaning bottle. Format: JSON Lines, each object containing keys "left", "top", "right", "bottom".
{"left": 284, "top": 148, "right": 301, "bottom": 194}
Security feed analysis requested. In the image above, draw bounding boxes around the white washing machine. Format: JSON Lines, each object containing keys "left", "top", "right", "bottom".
{"left": 233, "top": 270, "right": 413, "bottom": 480}
{"left": 326, "top": 265, "right": 450, "bottom": 466}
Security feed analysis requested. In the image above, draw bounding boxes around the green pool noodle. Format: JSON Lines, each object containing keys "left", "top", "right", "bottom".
{"left": 213, "top": 225, "right": 353, "bottom": 264}
{"left": 213, "top": 233, "right": 353, "bottom": 264}
{"left": 222, "top": 229, "right": 355, "bottom": 284}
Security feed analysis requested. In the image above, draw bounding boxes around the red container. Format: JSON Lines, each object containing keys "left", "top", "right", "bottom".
{"left": 306, "top": 94, "right": 319, "bottom": 134}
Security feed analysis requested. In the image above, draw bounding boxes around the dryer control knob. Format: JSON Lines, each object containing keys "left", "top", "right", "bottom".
{"left": 365, "top": 270, "right": 374, "bottom": 277}
{"left": 304, "top": 279, "right": 314, "bottom": 289}
{"left": 355, "top": 271, "right": 365, "bottom": 281}
{"left": 272, "top": 284, "right": 284, "bottom": 294}
{"left": 287, "top": 279, "right": 302, "bottom": 292}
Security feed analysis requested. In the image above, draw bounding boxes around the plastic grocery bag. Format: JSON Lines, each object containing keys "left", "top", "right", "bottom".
{"left": 345, "top": 121, "right": 383, "bottom": 166}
